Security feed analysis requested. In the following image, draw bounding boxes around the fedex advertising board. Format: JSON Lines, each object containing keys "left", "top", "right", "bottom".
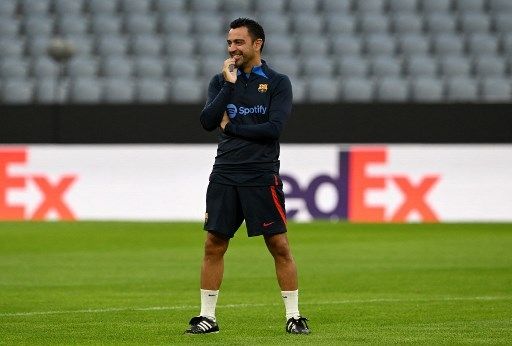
{"left": 0, "top": 145, "right": 511, "bottom": 222}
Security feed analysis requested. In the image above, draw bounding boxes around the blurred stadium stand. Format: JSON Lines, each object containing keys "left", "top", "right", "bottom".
{"left": 0, "top": 0, "right": 511, "bottom": 104}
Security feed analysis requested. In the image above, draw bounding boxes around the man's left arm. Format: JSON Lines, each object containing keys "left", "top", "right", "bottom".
{"left": 222, "top": 77, "right": 292, "bottom": 140}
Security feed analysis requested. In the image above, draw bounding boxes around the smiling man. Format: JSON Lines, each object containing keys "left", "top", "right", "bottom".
{"left": 185, "top": 18, "right": 309, "bottom": 335}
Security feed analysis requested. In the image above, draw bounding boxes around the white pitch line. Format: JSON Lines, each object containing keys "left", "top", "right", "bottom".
{"left": 1, "top": 296, "right": 510, "bottom": 318}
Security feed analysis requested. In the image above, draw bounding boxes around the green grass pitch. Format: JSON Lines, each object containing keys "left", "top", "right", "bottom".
{"left": 1, "top": 222, "right": 511, "bottom": 345}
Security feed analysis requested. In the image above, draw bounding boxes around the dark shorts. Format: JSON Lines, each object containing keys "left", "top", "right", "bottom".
{"left": 203, "top": 181, "right": 287, "bottom": 238}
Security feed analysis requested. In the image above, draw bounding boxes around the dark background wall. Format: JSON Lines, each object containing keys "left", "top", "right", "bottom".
{"left": 1, "top": 104, "right": 511, "bottom": 143}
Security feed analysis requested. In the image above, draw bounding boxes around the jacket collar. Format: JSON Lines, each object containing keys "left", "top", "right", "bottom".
{"left": 236, "top": 60, "right": 270, "bottom": 79}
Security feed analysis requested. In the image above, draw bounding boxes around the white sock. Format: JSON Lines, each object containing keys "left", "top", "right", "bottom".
{"left": 281, "top": 290, "right": 300, "bottom": 320}
{"left": 200, "top": 289, "right": 219, "bottom": 321}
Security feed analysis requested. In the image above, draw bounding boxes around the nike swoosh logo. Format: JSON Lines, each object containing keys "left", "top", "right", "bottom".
{"left": 263, "top": 222, "right": 275, "bottom": 227}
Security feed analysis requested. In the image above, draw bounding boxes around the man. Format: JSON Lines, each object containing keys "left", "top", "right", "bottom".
{"left": 185, "top": 18, "right": 310, "bottom": 335}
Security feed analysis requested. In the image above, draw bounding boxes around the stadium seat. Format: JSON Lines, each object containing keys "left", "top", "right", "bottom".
{"left": 264, "top": 34, "right": 294, "bottom": 56}
{"left": 56, "top": 16, "right": 88, "bottom": 35}
{"left": 289, "top": 0, "right": 318, "bottom": 13}
{"left": 91, "top": 14, "right": 122, "bottom": 35}
{"left": 322, "top": 0, "right": 351, "bottom": 13}
{"left": 302, "top": 56, "right": 335, "bottom": 77}
{"left": 0, "top": 1, "right": 16, "bottom": 17}
{"left": 338, "top": 56, "right": 369, "bottom": 77}
{"left": 196, "top": 35, "right": 228, "bottom": 56}
{"left": 268, "top": 55, "right": 300, "bottom": 79}
{"left": 489, "top": 0, "right": 512, "bottom": 12}
{"left": 258, "top": 14, "right": 290, "bottom": 35}
{"left": 459, "top": 13, "right": 490, "bottom": 33}
{"left": 160, "top": 13, "right": 192, "bottom": 34}
{"left": 133, "top": 57, "right": 165, "bottom": 78}
{"left": 410, "top": 77, "right": 444, "bottom": 101}
{"left": 120, "top": 0, "right": 151, "bottom": 13}
{"left": 425, "top": 13, "right": 457, "bottom": 33}
{"left": 332, "top": 35, "right": 362, "bottom": 56}
{"left": 296, "top": 36, "right": 329, "bottom": 57}
{"left": 0, "top": 58, "right": 29, "bottom": 78}
{"left": 190, "top": 0, "right": 220, "bottom": 12}
{"left": 34, "top": 77, "right": 59, "bottom": 103}
{"left": 340, "top": 78, "right": 375, "bottom": 101}
{"left": 63, "top": 35, "right": 94, "bottom": 57}
{"left": 438, "top": 55, "right": 471, "bottom": 77}
{"left": 166, "top": 58, "right": 199, "bottom": 78}
{"left": 454, "top": 0, "right": 485, "bottom": 13}
{"left": 200, "top": 56, "right": 224, "bottom": 79}
{"left": 1, "top": 78, "right": 33, "bottom": 103}
{"left": 0, "top": 38, "right": 24, "bottom": 58}
{"left": 398, "top": 34, "right": 430, "bottom": 56}
{"left": 124, "top": 14, "right": 157, "bottom": 35}
{"left": 96, "top": 35, "right": 128, "bottom": 56}
{"left": 68, "top": 77, "right": 103, "bottom": 103}
{"left": 473, "top": 56, "right": 506, "bottom": 77}
{"left": 168, "top": 78, "right": 204, "bottom": 103}
{"left": 365, "top": 34, "right": 396, "bottom": 56}
{"left": 325, "top": 14, "right": 355, "bottom": 34}
{"left": 31, "top": 57, "right": 59, "bottom": 78}
{"left": 162, "top": 36, "right": 194, "bottom": 57}
{"left": 193, "top": 13, "right": 224, "bottom": 35}
{"left": 293, "top": 14, "right": 323, "bottom": 35}
{"left": 154, "top": 0, "right": 186, "bottom": 13}
{"left": 104, "top": 78, "right": 135, "bottom": 103}
{"left": 136, "top": 78, "right": 168, "bottom": 103}
{"left": 20, "top": 0, "right": 50, "bottom": 15}
{"left": 376, "top": 77, "right": 409, "bottom": 101}
{"left": 494, "top": 14, "right": 512, "bottom": 33}
{"left": 0, "top": 19, "right": 19, "bottom": 38}
{"left": 480, "top": 78, "right": 512, "bottom": 102}
{"left": 67, "top": 57, "right": 98, "bottom": 78}
{"left": 254, "top": 0, "right": 286, "bottom": 13}
{"left": 53, "top": 0, "right": 84, "bottom": 15}
{"left": 88, "top": 0, "right": 118, "bottom": 14}
{"left": 388, "top": 0, "right": 419, "bottom": 13}
{"left": 222, "top": 0, "right": 252, "bottom": 12}
{"left": 467, "top": 33, "right": 499, "bottom": 56}
{"left": 355, "top": 0, "right": 385, "bottom": 13}
{"left": 370, "top": 56, "right": 402, "bottom": 77}
{"left": 224, "top": 11, "right": 256, "bottom": 25}
{"left": 502, "top": 34, "right": 512, "bottom": 55}
{"left": 23, "top": 16, "right": 53, "bottom": 37}
{"left": 359, "top": 13, "right": 389, "bottom": 33}
{"left": 405, "top": 56, "right": 438, "bottom": 77}
{"left": 432, "top": 33, "right": 464, "bottom": 56}
{"left": 289, "top": 77, "right": 307, "bottom": 103}
{"left": 421, "top": 0, "right": 451, "bottom": 13}
{"left": 308, "top": 77, "right": 340, "bottom": 102}
{"left": 26, "top": 36, "right": 50, "bottom": 56}
{"left": 130, "top": 35, "right": 162, "bottom": 57}
{"left": 391, "top": 13, "right": 423, "bottom": 33}
{"left": 446, "top": 77, "right": 478, "bottom": 101}
{"left": 101, "top": 56, "right": 134, "bottom": 77}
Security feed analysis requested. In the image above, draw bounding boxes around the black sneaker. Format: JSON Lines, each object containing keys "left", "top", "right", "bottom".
{"left": 185, "top": 316, "right": 219, "bottom": 334}
{"left": 286, "top": 316, "right": 310, "bottom": 334}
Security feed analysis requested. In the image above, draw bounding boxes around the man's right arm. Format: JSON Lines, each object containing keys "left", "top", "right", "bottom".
{"left": 199, "top": 76, "right": 234, "bottom": 132}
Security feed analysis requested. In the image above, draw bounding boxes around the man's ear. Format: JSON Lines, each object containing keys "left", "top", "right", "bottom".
{"left": 254, "top": 38, "right": 263, "bottom": 52}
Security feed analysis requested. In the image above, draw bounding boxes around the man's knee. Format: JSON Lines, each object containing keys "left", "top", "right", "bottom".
{"left": 204, "top": 231, "right": 229, "bottom": 258}
{"left": 265, "top": 233, "right": 293, "bottom": 261}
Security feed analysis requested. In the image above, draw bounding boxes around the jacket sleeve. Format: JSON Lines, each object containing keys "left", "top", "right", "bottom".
{"left": 224, "top": 76, "right": 292, "bottom": 140}
{"left": 200, "top": 76, "right": 234, "bottom": 132}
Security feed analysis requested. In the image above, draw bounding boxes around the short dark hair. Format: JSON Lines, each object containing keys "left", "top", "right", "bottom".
{"left": 229, "top": 17, "right": 265, "bottom": 53}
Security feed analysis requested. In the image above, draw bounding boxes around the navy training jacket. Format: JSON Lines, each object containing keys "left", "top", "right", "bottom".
{"left": 200, "top": 60, "right": 293, "bottom": 186}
